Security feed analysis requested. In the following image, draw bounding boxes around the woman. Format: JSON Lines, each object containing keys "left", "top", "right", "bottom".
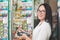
{"left": 19, "top": 3, "right": 52, "bottom": 40}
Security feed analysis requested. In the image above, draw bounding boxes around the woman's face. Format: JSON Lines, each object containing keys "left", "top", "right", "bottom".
{"left": 37, "top": 5, "right": 46, "bottom": 21}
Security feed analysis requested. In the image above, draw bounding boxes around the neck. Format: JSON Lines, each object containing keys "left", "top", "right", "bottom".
{"left": 40, "top": 20, "right": 45, "bottom": 23}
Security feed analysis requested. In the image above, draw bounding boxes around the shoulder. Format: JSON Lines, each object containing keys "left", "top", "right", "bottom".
{"left": 44, "top": 22, "right": 51, "bottom": 32}
{"left": 44, "top": 22, "right": 51, "bottom": 27}
{"left": 42, "top": 22, "right": 51, "bottom": 31}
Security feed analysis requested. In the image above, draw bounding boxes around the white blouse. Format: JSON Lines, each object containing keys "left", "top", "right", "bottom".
{"left": 32, "top": 21, "right": 51, "bottom": 40}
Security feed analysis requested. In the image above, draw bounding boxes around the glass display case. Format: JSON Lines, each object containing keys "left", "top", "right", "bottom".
{"left": 11, "top": 0, "right": 34, "bottom": 40}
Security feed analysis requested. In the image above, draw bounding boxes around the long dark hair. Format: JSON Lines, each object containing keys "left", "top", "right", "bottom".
{"left": 37, "top": 3, "right": 52, "bottom": 28}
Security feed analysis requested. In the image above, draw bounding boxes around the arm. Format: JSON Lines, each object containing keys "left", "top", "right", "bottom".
{"left": 19, "top": 34, "right": 32, "bottom": 40}
{"left": 23, "top": 34, "right": 32, "bottom": 40}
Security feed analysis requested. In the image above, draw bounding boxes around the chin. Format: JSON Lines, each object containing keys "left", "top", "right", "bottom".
{"left": 38, "top": 17, "right": 42, "bottom": 19}
{"left": 38, "top": 18, "right": 42, "bottom": 20}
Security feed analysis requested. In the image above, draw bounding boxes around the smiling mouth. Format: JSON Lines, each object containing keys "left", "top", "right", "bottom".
{"left": 39, "top": 15, "right": 43, "bottom": 17}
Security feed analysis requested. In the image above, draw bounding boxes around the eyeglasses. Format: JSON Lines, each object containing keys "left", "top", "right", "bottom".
{"left": 37, "top": 9, "right": 46, "bottom": 13}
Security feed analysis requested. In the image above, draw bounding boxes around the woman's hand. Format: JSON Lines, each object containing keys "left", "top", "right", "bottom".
{"left": 19, "top": 34, "right": 31, "bottom": 40}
